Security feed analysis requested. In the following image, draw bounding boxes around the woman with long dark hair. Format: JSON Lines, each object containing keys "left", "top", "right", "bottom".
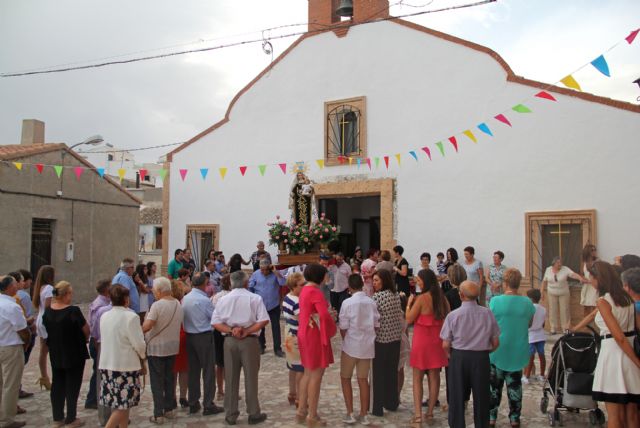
{"left": 406, "top": 269, "right": 450, "bottom": 423}
{"left": 135, "top": 264, "right": 150, "bottom": 323}
{"left": 440, "top": 248, "right": 459, "bottom": 293}
{"left": 228, "top": 254, "right": 244, "bottom": 273}
{"left": 33, "top": 264, "right": 55, "bottom": 390}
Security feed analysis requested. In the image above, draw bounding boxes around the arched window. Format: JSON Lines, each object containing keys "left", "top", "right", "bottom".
{"left": 325, "top": 97, "right": 366, "bottom": 165}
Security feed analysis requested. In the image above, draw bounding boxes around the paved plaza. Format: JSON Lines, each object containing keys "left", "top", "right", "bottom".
{"left": 16, "top": 304, "right": 604, "bottom": 427}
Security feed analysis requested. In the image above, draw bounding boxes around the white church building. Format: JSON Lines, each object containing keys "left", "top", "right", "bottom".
{"left": 164, "top": 0, "right": 640, "bottom": 301}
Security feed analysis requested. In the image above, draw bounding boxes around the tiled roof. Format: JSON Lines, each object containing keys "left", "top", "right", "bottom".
{"left": 0, "top": 143, "right": 66, "bottom": 160}
{"left": 140, "top": 207, "right": 162, "bottom": 224}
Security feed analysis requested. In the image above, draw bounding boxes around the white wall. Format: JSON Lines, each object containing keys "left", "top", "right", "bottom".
{"left": 169, "top": 20, "right": 640, "bottom": 271}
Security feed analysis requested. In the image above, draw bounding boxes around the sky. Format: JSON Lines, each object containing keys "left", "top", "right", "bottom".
{"left": 1, "top": 0, "right": 638, "bottom": 163}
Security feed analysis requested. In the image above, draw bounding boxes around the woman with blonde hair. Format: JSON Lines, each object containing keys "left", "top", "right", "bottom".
{"left": 43, "top": 281, "right": 90, "bottom": 427}
{"left": 33, "top": 264, "right": 55, "bottom": 390}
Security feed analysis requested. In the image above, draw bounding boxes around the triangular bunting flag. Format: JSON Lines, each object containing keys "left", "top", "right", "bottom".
{"left": 200, "top": 168, "right": 209, "bottom": 180}
{"left": 139, "top": 168, "right": 147, "bottom": 180}
{"left": 315, "top": 160, "right": 324, "bottom": 169}
{"left": 96, "top": 167, "right": 105, "bottom": 178}
{"left": 179, "top": 169, "right": 188, "bottom": 181}
{"left": 409, "top": 151, "right": 418, "bottom": 161}
{"left": 495, "top": 114, "right": 512, "bottom": 127}
{"left": 477, "top": 123, "right": 493, "bottom": 137}
{"left": 74, "top": 166, "right": 83, "bottom": 180}
{"left": 421, "top": 147, "right": 431, "bottom": 160}
{"left": 36, "top": 163, "right": 44, "bottom": 174}
{"left": 158, "top": 169, "right": 167, "bottom": 181}
{"left": 117, "top": 168, "right": 126, "bottom": 181}
{"left": 258, "top": 165, "right": 267, "bottom": 176}
{"left": 590, "top": 55, "right": 610, "bottom": 77}
{"left": 13, "top": 162, "right": 22, "bottom": 170}
{"left": 54, "top": 165, "right": 64, "bottom": 178}
{"left": 535, "top": 91, "right": 557, "bottom": 101}
{"left": 348, "top": 157, "right": 353, "bottom": 166}
{"left": 278, "top": 163, "right": 287, "bottom": 174}
{"left": 239, "top": 166, "right": 248, "bottom": 176}
{"left": 626, "top": 28, "right": 639, "bottom": 44}
{"left": 219, "top": 167, "right": 228, "bottom": 180}
{"left": 394, "top": 154, "right": 401, "bottom": 166}
{"left": 512, "top": 104, "right": 532, "bottom": 113}
{"left": 338, "top": 156, "right": 345, "bottom": 165}
{"left": 435, "top": 142, "right": 445, "bottom": 157}
{"left": 560, "top": 75, "right": 581, "bottom": 91}
{"left": 383, "top": 156, "right": 390, "bottom": 169}
{"left": 357, "top": 158, "right": 362, "bottom": 168}
{"left": 463, "top": 130, "right": 477, "bottom": 143}
{"left": 448, "top": 136, "right": 458, "bottom": 152}
{"left": 374, "top": 157, "right": 380, "bottom": 169}
{"left": 366, "top": 158, "right": 371, "bottom": 170}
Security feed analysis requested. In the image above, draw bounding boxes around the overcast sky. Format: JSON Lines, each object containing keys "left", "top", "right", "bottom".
{"left": 1, "top": 0, "right": 638, "bottom": 163}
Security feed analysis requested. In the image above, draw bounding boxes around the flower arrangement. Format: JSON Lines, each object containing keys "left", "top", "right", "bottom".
{"left": 287, "top": 222, "right": 315, "bottom": 254}
{"left": 267, "top": 215, "right": 290, "bottom": 246}
{"left": 309, "top": 213, "right": 340, "bottom": 243}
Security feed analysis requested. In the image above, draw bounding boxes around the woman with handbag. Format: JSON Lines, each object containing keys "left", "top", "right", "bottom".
{"left": 142, "top": 277, "right": 184, "bottom": 424}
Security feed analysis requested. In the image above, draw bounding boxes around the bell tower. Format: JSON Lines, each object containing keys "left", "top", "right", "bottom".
{"left": 308, "top": 0, "right": 390, "bottom": 32}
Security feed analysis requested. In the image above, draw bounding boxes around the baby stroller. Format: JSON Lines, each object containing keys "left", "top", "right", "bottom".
{"left": 540, "top": 326, "right": 605, "bottom": 426}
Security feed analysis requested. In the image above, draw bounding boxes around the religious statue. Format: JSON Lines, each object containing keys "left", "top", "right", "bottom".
{"left": 289, "top": 171, "right": 316, "bottom": 226}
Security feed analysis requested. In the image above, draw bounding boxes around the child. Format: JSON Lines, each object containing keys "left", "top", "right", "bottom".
{"left": 397, "top": 292, "right": 411, "bottom": 401}
{"left": 339, "top": 274, "right": 380, "bottom": 425}
{"left": 436, "top": 252, "right": 446, "bottom": 276}
{"left": 283, "top": 272, "right": 305, "bottom": 407}
{"left": 523, "top": 288, "right": 547, "bottom": 383}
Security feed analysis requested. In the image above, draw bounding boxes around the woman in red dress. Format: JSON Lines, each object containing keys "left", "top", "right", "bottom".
{"left": 406, "top": 269, "right": 450, "bottom": 424}
{"left": 296, "top": 263, "right": 337, "bottom": 426}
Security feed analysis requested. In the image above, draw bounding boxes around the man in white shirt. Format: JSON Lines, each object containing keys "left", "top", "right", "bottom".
{"left": 330, "top": 253, "right": 352, "bottom": 316}
{"left": 0, "top": 275, "right": 31, "bottom": 428}
{"left": 212, "top": 270, "right": 270, "bottom": 425}
{"left": 338, "top": 274, "right": 380, "bottom": 425}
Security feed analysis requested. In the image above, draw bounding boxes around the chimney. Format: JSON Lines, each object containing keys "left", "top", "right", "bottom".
{"left": 308, "top": 0, "right": 389, "bottom": 32}
{"left": 21, "top": 119, "right": 45, "bottom": 145}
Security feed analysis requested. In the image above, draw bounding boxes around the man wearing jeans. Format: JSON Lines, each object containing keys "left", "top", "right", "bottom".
{"left": 249, "top": 259, "right": 286, "bottom": 357}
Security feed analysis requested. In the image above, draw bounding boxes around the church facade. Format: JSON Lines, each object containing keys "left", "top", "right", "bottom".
{"left": 164, "top": 1, "right": 640, "bottom": 296}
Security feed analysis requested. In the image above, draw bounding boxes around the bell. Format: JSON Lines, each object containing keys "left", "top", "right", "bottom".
{"left": 336, "top": 0, "right": 353, "bottom": 17}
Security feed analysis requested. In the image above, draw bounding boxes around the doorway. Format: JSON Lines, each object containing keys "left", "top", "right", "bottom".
{"left": 31, "top": 218, "right": 53, "bottom": 275}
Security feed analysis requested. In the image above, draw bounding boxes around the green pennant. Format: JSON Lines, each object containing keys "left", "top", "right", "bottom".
{"left": 512, "top": 104, "right": 532, "bottom": 113}
{"left": 435, "top": 142, "right": 445, "bottom": 157}
{"left": 258, "top": 165, "right": 267, "bottom": 176}
{"left": 54, "top": 165, "right": 63, "bottom": 178}
{"left": 158, "top": 169, "right": 168, "bottom": 180}
{"left": 374, "top": 157, "right": 380, "bottom": 168}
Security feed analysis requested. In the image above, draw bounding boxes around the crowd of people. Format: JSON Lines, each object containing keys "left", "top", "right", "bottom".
{"left": 1, "top": 241, "right": 639, "bottom": 428}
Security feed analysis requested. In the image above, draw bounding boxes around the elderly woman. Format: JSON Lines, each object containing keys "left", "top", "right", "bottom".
{"left": 485, "top": 251, "right": 507, "bottom": 303}
{"left": 142, "top": 277, "right": 184, "bottom": 425}
{"left": 99, "top": 285, "right": 146, "bottom": 428}
{"left": 489, "top": 268, "right": 535, "bottom": 427}
{"left": 371, "top": 269, "right": 404, "bottom": 417}
{"left": 360, "top": 249, "right": 379, "bottom": 297}
{"left": 42, "top": 281, "right": 89, "bottom": 428}
{"left": 461, "top": 246, "right": 486, "bottom": 306}
{"left": 541, "top": 257, "right": 586, "bottom": 334}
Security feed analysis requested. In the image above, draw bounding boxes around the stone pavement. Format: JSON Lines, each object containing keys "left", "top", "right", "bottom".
{"left": 15, "top": 304, "right": 605, "bottom": 427}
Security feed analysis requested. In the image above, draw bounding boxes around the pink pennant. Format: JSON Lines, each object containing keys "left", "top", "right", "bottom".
{"left": 448, "top": 137, "right": 458, "bottom": 153}
{"left": 139, "top": 168, "right": 147, "bottom": 180}
{"left": 338, "top": 156, "right": 345, "bottom": 165}
{"left": 74, "top": 166, "right": 84, "bottom": 180}
{"left": 535, "top": 91, "right": 557, "bottom": 101}
{"left": 239, "top": 166, "right": 247, "bottom": 176}
{"left": 366, "top": 158, "right": 371, "bottom": 170}
{"left": 421, "top": 146, "right": 431, "bottom": 160}
{"left": 626, "top": 28, "right": 639, "bottom": 44}
{"left": 494, "top": 114, "right": 512, "bottom": 127}
{"left": 179, "top": 169, "right": 188, "bottom": 181}
{"left": 36, "top": 163, "right": 44, "bottom": 174}
{"left": 383, "top": 156, "right": 389, "bottom": 169}
{"left": 278, "top": 163, "right": 287, "bottom": 174}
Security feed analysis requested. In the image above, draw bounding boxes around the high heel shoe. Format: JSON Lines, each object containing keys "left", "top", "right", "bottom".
{"left": 36, "top": 376, "right": 51, "bottom": 390}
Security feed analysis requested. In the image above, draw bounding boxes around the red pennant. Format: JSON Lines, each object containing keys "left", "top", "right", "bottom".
{"left": 366, "top": 158, "right": 371, "bottom": 170}
{"left": 421, "top": 146, "right": 431, "bottom": 160}
{"left": 139, "top": 168, "right": 147, "bottom": 179}
{"left": 278, "top": 163, "right": 287, "bottom": 174}
{"left": 535, "top": 91, "right": 557, "bottom": 101}
{"left": 494, "top": 114, "right": 512, "bottom": 127}
{"left": 239, "top": 166, "right": 247, "bottom": 176}
{"left": 383, "top": 156, "right": 389, "bottom": 169}
{"left": 338, "top": 156, "right": 345, "bottom": 165}
{"left": 448, "top": 137, "right": 458, "bottom": 152}
{"left": 36, "top": 163, "right": 44, "bottom": 174}
{"left": 626, "top": 28, "right": 639, "bottom": 44}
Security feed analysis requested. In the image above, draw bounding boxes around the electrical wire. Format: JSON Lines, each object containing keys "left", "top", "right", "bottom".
{"left": 1, "top": 0, "right": 496, "bottom": 78}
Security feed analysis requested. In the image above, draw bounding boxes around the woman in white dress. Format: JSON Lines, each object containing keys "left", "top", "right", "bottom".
{"left": 580, "top": 244, "right": 599, "bottom": 317}
{"left": 572, "top": 261, "right": 640, "bottom": 427}
{"left": 32, "top": 265, "right": 55, "bottom": 390}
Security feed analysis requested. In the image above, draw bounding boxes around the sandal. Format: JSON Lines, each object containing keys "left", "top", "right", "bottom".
{"left": 306, "top": 416, "right": 327, "bottom": 427}
{"left": 411, "top": 415, "right": 423, "bottom": 425}
{"left": 511, "top": 421, "right": 521, "bottom": 427}
{"left": 295, "top": 411, "right": 308, "bottom": 424}
{"left": 424, "top": 412, "right": 434, "bottom": 422}
{"left": 288, "top": 393, "right": 297, "bottom": 406}
{"left": 149, "top": 416, "right": 165, "bottom": 425}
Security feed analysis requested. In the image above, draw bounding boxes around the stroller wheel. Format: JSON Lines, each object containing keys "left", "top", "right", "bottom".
{"left": 540, "top": 395, "right": 549, "bottom": 414}
{"left": 595, "top": 408, "right": 605, "bottom": 425}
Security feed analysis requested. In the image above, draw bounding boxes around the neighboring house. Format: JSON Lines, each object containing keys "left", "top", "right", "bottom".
{"left": 127, "top": 186, "right": 164, "bottom": 270}
{"left": 0, "top": 119, "right": 141, "bottom": 302}
{"left": 164, "top": 1, "right": 640, "bottom": 324}
{"left": 78, "top": 143, "right": 162, "bottom": 186}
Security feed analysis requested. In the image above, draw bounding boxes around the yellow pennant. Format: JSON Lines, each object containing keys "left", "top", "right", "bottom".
{"left": 219, "top": 167, "right": 227, "bottom": 180}
{"left": 348, "top": 157, "right": 354, "bottom": 165}
{"left": 316, "top": 159, "right": 324, "bottom": 169}
{"left": 395, "top": 153, "right": 401, "bottom": 165}
{"left": 463, "top": 130, "right": 477, "bottom": 143}
{"left": 560, "top": 75, "right": 581, "bottom": 91}
{"left": 117, "top": 168, "right": 126, "bottom": 181}
{"left": 13, "top": 162, "right": 23, "bottom": 170}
